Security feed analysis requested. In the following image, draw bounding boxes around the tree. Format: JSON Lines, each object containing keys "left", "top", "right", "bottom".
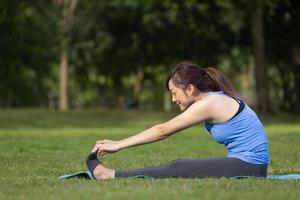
{"left": 250, "top": 0, "right": 269, "bottom": 112}
{"left": 54, "top": 0, "right": 78, "bottom": 111}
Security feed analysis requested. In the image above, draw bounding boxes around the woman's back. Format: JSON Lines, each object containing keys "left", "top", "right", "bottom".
{"left": 204, "top": 91, "right": 269, "bottom": 165}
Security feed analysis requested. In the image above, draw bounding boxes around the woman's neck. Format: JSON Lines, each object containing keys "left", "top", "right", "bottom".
{"left": 194, "top": 92, "right": 206, "bottom": 102}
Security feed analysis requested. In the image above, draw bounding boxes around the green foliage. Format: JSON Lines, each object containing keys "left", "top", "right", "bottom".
{"left": 70, "top": 0, "right": 242, "bottom": 108}
{"left": 0, "top": 0, "right": 300, "bottom": 111}
{"left": 0, "top": 0, "right": 58, "bottom": 107}
{"left": 264, "top": 0, "right": 300, "bottom": 111}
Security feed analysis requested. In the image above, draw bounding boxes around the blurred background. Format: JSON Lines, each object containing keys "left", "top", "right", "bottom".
{"left": 0, "top": 0, "right": 299, "bottom": 113}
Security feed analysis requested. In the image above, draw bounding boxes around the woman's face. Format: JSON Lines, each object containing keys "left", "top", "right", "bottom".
{"left": 168, "top": 80, "right": 194, "bottom": 111}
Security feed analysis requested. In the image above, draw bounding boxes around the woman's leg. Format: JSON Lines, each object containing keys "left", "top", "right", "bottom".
{"left": 89, "top": 155, "right": 267, "bottom": 180}
{"left": 115, "top": 157, "right": 267, "bottom": 179}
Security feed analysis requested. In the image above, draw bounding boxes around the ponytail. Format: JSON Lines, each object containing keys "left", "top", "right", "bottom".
{"left": 166, "top": 62, "right": 240, "bottom": 99}
{"left": 204, "top": 67, "right": 240, "bottom": 99}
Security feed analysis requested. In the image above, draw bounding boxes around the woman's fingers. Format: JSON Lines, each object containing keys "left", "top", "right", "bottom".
{"left": 91, "top": 144, "right": 99, "bottom": 153}
{"left": 93, "top": 139, "right": 119, "bottom": 156}
{"left": 96, "top": 144, "right": 106, "bottom": 156}
{"left": 92, "top": 142, "right": 106, "bottom": 153}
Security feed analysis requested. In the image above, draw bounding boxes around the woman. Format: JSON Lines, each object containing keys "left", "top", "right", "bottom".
{"left": 87, "top": 62, "right": 269, "bottom": 180}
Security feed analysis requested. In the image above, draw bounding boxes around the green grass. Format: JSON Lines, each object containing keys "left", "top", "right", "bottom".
{"left": 1, "top": 108, "right": 300, "bottom": 200}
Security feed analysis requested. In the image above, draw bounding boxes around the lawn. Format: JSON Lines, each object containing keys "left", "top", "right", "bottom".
{"left": 0, "top": 109, "right": 300, "bottom": 200}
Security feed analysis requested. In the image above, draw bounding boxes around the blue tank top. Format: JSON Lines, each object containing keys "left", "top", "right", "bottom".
{"left": 204, "top": 91, "right": 269, "bottom": 164}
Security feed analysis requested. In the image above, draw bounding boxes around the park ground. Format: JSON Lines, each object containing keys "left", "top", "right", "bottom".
{"left": 0, "top": 109, "right": 300, "bottom": 200}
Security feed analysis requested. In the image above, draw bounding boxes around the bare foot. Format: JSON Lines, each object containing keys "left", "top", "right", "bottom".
{"left": 93, "top": 164, "right": 115, "bottom": 180}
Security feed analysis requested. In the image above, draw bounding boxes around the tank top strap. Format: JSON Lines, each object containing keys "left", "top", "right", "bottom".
{"left": 205, "top": 91, "right": 225, "bottom": 96}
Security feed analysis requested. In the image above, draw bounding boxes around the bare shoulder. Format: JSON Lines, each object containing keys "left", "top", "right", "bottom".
{"left": 163, "top": 93, "right": 234, "bottom": 132}
{"left": 164, "top": 96, "right": 215, "bottom": 131}
{"left": 192, "top": 93, "right": 221, "bottom": 109}
{"left": 203, "top": 93, "right": 234, "bottom": 104}
{"left": 199, "top": 93, "right": 239, "bottom": 123}
{"left": 183, "top": 94, "right": 218, "bottom": 119}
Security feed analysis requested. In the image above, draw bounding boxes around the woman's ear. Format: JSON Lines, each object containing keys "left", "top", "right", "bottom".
{"left": 186, "top": 84, "right": 196, "bottom": 95}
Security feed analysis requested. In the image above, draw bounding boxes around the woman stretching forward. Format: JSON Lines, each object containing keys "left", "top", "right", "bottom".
{"left": 87, "top": 62, "right": 269, "bottom": 180}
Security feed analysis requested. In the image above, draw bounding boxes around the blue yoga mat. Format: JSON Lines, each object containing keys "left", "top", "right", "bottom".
{"left": 59, "top": 171, "right": 95, "bottom": 180}
{"left": 59, "top": 171, "right": 300, "bottom": 180}
{"left": 266, "top": 174, "right": 300, "bottom": 180}
{"left": 234, "top": 174, "right": 300, "bottom": 180}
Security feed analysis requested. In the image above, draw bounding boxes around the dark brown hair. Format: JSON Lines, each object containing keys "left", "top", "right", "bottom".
{"left": 166, "top": 62, "right": 240, "bottom": 99}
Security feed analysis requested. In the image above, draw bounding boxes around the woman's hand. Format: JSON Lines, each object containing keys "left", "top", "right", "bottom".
{"left": 91, "top": 140, "right": 121, "bottom": 156}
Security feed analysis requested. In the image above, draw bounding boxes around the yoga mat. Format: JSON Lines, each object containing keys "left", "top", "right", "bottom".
{"left": 59, "top": 171, "right": 94, "bottom": 180}
{"left": 266, "top": 174, "right": 300, "bottom": 180}
{"left": 59, "top": 171, "right": 300, "bottom": 180}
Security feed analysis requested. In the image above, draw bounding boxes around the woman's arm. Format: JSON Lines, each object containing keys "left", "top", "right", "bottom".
{"left": 94, "top": 96, "right": 214, "bottom": 155}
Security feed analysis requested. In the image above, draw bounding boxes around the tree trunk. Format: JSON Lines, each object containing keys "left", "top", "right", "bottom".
{"left": 132, "top": 67, "right": 144, "bottom": 108}
{"left": 55, "top": 0, "right": 77, "bottom": 111}
{"left": 250, "top": 0, "right": 269, "bottom": 112}
{"left": 59, "top": 50, "right": 69, "bottom": 111}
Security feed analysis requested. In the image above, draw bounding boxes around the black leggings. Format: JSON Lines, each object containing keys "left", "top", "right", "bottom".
{"left": 115, "top": 157, "right": 267, "bottom": 179}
